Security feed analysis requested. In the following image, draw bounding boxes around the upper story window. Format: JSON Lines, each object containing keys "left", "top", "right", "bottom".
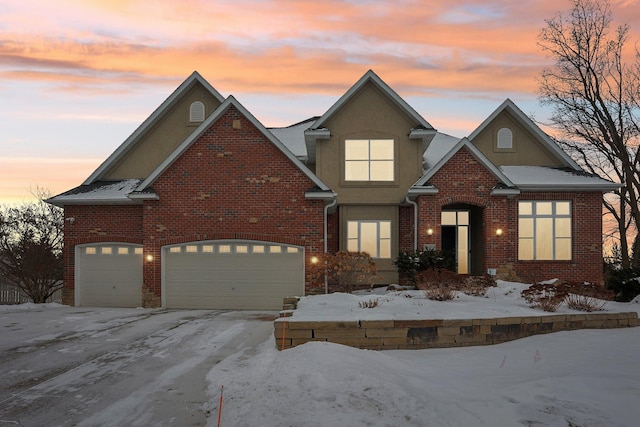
{"left": 497, "top": 127, "right": 513, "bottom": 149}
{"left": 345, "top": 139, "right": 394, "bottom": 181}
{"left": 189, "top": 101, "right": 205, "bottom": 122}
{"left": 518, "top": 201, "right": 572, "bottom": 261}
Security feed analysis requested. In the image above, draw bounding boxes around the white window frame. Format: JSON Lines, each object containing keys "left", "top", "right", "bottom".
{"left": 346, "top": 220, "right": 392, "bottom": 258}
{"left": 518, "top": 201, "right": 572, "bottom": 261}
{"left": 344, "top": 139, "right": 394, "bottom": 181}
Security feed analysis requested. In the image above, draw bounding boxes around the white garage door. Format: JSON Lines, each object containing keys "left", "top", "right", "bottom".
{"left": 76, "top": 244, "right": 143, "bottom": 307}
{"left": 164, "top": 241, "right": 304, "bottom": 310}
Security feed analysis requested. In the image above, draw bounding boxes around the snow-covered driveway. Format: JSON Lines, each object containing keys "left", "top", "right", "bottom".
{"left": 0, "top": 305, "right": 276, "bottom": 426}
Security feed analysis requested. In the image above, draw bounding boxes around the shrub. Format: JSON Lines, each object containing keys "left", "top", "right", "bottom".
{"left": 309, "top": 251, "right": 379, "bottom": 294}
{"left": 521, "top": 281, "right": 567, "bottom": 312}
{"left": 394, "top": 249, "right": 455, "bottom": 284}
{"left": 422, "top": 285, "right": 457, "bottom": 301}
{"left": 460, "top": 275, "right": 496, "bottom": 297}
{"left": 605, "top": 267, "right": 640, "bottom": 302}
{"left": 358, "top": 299, "right": 379, "bottom": 309}
{"left": 565, "top": 294, "right": 607, "bottom": 312}
{"left": 522, "top": 280, "right": 614, "bottom": 312}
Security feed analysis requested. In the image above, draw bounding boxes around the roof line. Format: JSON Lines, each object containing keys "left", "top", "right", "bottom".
{"left": 137, "top": 96, "right": 331, "bottom": 192}
{"left": 413, "top": 137, "right": 516, "bottom": 187}
{"left": 468, "top": 99, "right": 581, "bottom": 170}
{"left": 311, "top": 70, "right": 434, "bottom": 131}
{"left": 83, "top": 71, "right": 225, "bottom": 185}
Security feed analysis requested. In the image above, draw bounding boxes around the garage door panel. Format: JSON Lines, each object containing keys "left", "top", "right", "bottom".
{"left": 77, "top": 244, "right": 142, "bottom": 308}
{"left": 164, "top": 241, "right": 304, "bottom": 310}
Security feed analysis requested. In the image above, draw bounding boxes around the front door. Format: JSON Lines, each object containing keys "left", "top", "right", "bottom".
{"left": 441, "top": 210, "right": 469, "bottom": 274}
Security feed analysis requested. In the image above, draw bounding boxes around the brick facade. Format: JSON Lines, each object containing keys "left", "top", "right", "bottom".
{"left": 411, "top": 147, "right": 605, "bottom": 284}
{"left": 62, "top": 106, "right": 326, "bottom": 307}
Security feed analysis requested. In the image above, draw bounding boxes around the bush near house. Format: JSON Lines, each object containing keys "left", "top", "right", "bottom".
{"left": 416, "top": 268, "right": 497, "bottom": 301}
{"left": 309, "top": 251, "right": 379, "bottom": 294}
{"left": 394, "top": 249, "right": 455, "bottom": 285}
{"left": 522, "top": 281, "right": 615, "bottom": 312}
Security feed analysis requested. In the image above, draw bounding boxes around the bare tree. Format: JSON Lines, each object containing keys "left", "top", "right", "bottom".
{"left": 0, "top": 189, "right": 64, "bottom": 303}
{"left": 538, "top": 0, "right": 640, "bottom": 267}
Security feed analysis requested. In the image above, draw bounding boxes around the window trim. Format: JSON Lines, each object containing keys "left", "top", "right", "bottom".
{"left": 518, "top": 200, "right": 572, "bottom": 261}
{"left": 344, "top": 139, "right": 395, "bottom": 182}
{"left": 346, "top": 220, "right": 392, "bottom": 259}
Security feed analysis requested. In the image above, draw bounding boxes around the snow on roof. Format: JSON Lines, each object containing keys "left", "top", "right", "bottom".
{"left": 423, "top": 132, "right": 461, "bottom": 169}
{"left": 48, "top": 179, "right": 142, "bottom": 206}
{"left": 268, "top": 117, "right": 318, "bottom": 159}
{"left": 500, "top": 166, "right": 620, "bottom": 191}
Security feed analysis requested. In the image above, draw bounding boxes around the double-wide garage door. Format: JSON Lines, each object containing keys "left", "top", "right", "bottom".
{"left": 76, "top": 244, "right": 143, "bottom": 307}
{"left": 164, "top": 241, "right": 304, "bottom": 310}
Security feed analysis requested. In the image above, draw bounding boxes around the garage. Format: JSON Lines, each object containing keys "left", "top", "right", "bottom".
{"left": 75, "top": 243, "right": 143, "bottom": 307}
{"left": 163, "top": 240, "right": 304, "bottom": 310}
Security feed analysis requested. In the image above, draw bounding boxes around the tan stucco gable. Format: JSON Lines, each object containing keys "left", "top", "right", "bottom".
{"left": 467, "top": 99, "right": 579, "bottom": 169}
{"left": 104, "top": 83, "right": 224, "bottom": 180}
{"left": 470, "top": 109, "right": 563, "bottom": 167}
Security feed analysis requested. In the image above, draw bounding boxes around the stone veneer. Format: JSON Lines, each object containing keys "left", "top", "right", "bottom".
{"left": 274, "top": 300, "right": 639, "bottom": 351}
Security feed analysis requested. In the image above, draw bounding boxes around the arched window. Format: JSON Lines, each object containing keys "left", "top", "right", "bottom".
{"left": 497, "top": 127, "right": 513, "bottom": 149}
{"left": 189, "top": 101, "right": 205, "bottom": 122}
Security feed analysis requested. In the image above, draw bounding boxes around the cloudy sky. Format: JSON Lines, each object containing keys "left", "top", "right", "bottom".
{"left": 1, "top": 0, "right": 638, "bottom": 204}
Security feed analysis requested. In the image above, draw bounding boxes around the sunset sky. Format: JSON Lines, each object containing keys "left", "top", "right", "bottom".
{"left": 1, "top": 0, "right": 639, "bottom": 204}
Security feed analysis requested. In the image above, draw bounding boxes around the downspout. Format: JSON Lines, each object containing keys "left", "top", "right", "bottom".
{"left": 324, "top": 196, "right": 338, "bottom": 294}
{"left": 405, "top": 195, "right": 418, "bottom": 252}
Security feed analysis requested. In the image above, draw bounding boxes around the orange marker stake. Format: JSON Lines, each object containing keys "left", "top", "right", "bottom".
{"left": 217, "top": 385, "right": 224, "bottom": 427}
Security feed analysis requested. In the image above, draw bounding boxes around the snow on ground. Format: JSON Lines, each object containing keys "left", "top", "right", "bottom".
{"left": 286, "top": 280, "right": 640, "bottom": 320}
{"left": 1, "top": 280, "right": 639, "bottom": 426}
{"left": 205, "top": 281, "right": 640, "bottom": 427}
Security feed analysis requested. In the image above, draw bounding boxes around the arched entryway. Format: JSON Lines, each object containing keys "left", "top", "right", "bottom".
{"left": 441, "top": 204, "right": 485, "bottom": 275}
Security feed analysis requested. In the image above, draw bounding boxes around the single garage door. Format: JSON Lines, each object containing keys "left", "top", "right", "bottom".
{"left": 164, "top": 241, "right": 304, "bottom": 309}
{"left": 76, "top": 244, "right": 143, "bottom": 307}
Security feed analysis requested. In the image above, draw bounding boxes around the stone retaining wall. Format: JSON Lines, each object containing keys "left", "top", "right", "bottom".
{"left": 274, "top": 311, "right": 639, "bottom": 350}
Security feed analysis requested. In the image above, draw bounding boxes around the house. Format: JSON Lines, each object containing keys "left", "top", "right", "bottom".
{"left": 48, "top": 70, "right": 619, "bottom": 309}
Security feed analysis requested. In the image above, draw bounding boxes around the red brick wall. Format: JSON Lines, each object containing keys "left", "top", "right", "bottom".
{"left": 62, "top": 106, "right": 326, "bottom": 306}
{"left": 62, "top": 204, "right": 144, "bottom": 305}
{"left": 141, "top": 106, "right": 326, "bottom": 301}
{"left": 414, "top": 146, "right": 605, "bottom": 284}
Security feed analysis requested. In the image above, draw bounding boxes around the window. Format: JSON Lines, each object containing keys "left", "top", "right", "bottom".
{"left": 345, "top": 139, "right": 394, "bottom": 181}
{"left": 518, "top": 201, "right": 571, "bottom": 260}
{"left": 189, "top": 101, "right": 205, "bottom": 122}
{"left": 347, "top": 220, "right": 391, "bottom": 258}
{"left": 497, "top": 127, "right": 513, "bottom": 149}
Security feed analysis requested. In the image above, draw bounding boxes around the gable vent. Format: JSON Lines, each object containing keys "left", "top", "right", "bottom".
{"left": 497, "top": 127, "right": 513, "bottom": 149}
{"left": 190, "top": 101, "right": 205, "bottom": 122}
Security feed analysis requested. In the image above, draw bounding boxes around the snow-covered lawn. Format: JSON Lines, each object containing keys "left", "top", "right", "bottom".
{"left": 287, "top": 280, "right": 640, "bottom": 321}
{"left": 1, "top": 280, "right": 639, "bottom": 426}
{"left": 206, "top": 281, "right": 640, "bottom": 427}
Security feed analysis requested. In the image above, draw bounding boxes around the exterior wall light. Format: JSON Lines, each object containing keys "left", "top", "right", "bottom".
{"left": 496, "top": 228, "right": 503, "bottom": 236}
{"left": 310, "top": 256, "right": 319, "bottom": 264}
{"left": 146, "top": 254, "right": 154, "bottom": 262}
{"left": 427, "top": 228, "right": 433, "bottom": 236}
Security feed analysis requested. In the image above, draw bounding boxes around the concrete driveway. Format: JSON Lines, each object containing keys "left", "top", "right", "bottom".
{"left": 0, "top": 305, "right": 277, "bottom": 426}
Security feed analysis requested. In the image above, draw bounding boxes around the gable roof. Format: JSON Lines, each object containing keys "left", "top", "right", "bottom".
{"left": 134, "top": 96, "right": 331, "bottom": 193}
{"left": 468, "top": 99, "right": 581, "bottom": 170}
{"left": 309, "top": 70, "right": 435, "bottom": 132}
{"left": 413, "top": 137, "right": 516, "bottom": 189}
{"left": 83, "top": 71, "right": 225, "bottom": 185}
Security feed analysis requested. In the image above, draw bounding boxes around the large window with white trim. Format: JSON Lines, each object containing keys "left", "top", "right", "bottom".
{"left": 347, "top": 220, "right": 391, "bottom": 258}
{"left": 518, "top": 201, "right": 572, "bottom": 260}
{"left": 345, "top": 139, "right": 394, "bottom": 181}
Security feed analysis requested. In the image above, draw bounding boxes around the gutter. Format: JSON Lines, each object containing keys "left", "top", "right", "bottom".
{"left": 323, "top": 196, "right": 338, "bottom": 294}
